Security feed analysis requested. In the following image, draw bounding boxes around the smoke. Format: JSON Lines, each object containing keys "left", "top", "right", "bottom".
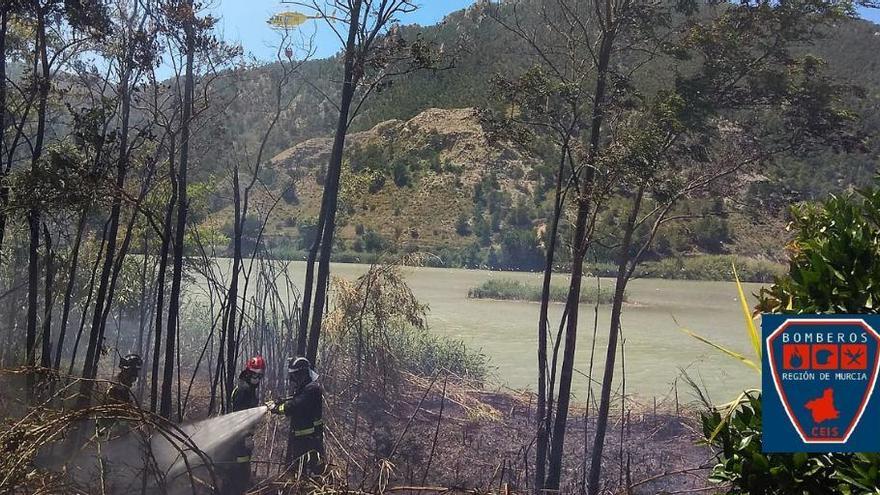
{"left": 38, "top": 406, "right": 269, "bottom": 494}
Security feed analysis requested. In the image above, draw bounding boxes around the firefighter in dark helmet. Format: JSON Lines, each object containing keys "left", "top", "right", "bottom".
{"left": 98, "top": 353, "right": 142, "bottom": 439}
{"left": 223, "top": 355, "right": 266, "bottom": 495}
{"left": 106, "top": 353, "right": 142, "bottom": 405}
{"left": 269, "top": 356, "right": 324, "bottom": 476}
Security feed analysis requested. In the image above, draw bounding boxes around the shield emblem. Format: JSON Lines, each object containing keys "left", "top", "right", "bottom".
{"left": 763, "top": 316, "right": 880, "bottom": 451}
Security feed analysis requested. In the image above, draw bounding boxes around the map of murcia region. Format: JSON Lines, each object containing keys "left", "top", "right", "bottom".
{"left": 763, "top": 316, "right": 880, "bottom": 452}
{"left": 805, "top": 388, "right": 839, "bottom": 423}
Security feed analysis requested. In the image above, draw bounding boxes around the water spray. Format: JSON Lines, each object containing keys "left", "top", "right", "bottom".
{"left": 39, "top": 405, "right": 274, "bottom": 494}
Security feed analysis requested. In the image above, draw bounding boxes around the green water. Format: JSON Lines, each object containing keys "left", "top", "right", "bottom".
{"left": 254, "top": 261, "right": 763, "bottom": 402}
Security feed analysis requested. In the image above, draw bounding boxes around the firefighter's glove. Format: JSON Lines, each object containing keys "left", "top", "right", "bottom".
{"left": 266, "top": 399, "right": 283, "bottom": 414}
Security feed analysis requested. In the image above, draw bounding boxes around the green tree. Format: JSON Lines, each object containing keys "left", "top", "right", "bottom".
{"left": 500, "top": 228, "right": 543, "bottom": 271}
{"left": 298, "top": 217, "right": 320, "bottom": 250}
{"left": 455, "top": 213, "right": 471, "bottom": 236}
{"left": 363, "top": 229, "right": 387, "bottom": 252}
{"left": 392, "top": 160, "right": 412, "bottom": 187}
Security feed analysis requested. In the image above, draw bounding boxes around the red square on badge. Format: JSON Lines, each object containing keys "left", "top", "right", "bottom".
{"left": 812, "top": 344, "right": 839, "bottom": 370}
{"left": 783, "top": 344, "right": 810, "bottom": 370}
{"left": 841, "top": 344, "right": 868, "bottom": 370}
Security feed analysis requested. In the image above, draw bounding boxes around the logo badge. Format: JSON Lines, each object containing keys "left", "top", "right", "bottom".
{"left": 763, "top": 315, "right": 880, "bottom": 452}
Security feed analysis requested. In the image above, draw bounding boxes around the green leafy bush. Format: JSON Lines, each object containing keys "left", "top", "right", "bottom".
{"left": 391, "top": 325, "right": 490, "bottom": 381}
{"left": 392, "top": 160, "right": 412, "bottom": 187}
{"left": 758, "top": 187, "right": 880, "bottom": 314}
{"left": 703, "top": 393, "right": 880, "bottom": 494}
{"left": 703, "top": 183, "right": 880, "bottom": 494}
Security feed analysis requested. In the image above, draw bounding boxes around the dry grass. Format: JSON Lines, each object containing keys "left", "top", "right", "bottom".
{"left": 245, "top": 367, "right": 714, "bottom": 495}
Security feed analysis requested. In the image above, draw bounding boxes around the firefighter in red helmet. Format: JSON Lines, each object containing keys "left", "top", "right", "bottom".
{"left": 222, "top": 355, "right": 265, "bottom": 495}
{"left": 232, "top": 356, "right": 265, "bottom": 411}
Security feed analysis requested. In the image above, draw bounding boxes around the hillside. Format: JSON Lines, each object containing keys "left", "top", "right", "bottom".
{"left": 194, "top": 2, "right": 880, "bottom": 269}
{"left": 207, "top": 107, "right": 546, "bottom": 269}
{"left": 203, "top": 3, "right": 880, "bottom": 200}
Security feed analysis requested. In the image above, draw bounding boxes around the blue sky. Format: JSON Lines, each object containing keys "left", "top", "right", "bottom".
{"left": 210, "top": 0, "right": 478, "bottom": 62}
{"left": 209, "top": 1, "right": 879, "bottom": 63}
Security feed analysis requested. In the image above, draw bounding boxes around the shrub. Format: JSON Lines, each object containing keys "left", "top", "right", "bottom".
{"left": 297, "top": 217, "right": 319, "bottom": 250}
{"left": 322, "top": 261, "right": 490, "bottom": 384}
{"left": 392, "top": 160, "right": 412, "bottom": 187}
{"left": 499, "top": 228, "right": 543, "bottom": 271}
{"left": 429, "top": 154, "right": 443, "bottom": 173}
{"left": 281, "top": 182, "right": 300, "bottom": 205}
{"left": 507, "top": 197, "right": 533, "bottom": 227}
{"left": 703, "top": 185, "right": 880, "bottom": 494}
{"left": 468, "top": 278, "right": 618, "bottom": 304}
{"left": 363, "top": 229, "right": 387, "bottom": 252}
{"left": 368, "top": 174, "right": 386, "bottom": 193}
{"left": 392, "top": 325, "right": 489, "bottom": 380}
{"left": 702, "top": 393, "right": 880, "bottom": 493}
{"left": 759, "top": 187, "right": 880, "bottom": 313}
{"left": 455, "top": 213, "right": 471, "bottom": 236}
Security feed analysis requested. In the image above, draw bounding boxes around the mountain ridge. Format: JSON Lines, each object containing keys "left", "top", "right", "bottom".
{"left": 197, "top": 3, "right": 880, "bottom": 269}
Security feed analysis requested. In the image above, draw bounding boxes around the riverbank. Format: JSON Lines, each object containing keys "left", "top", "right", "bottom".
{"left": 187, "top": 247, "right": 783, "bottom": 283}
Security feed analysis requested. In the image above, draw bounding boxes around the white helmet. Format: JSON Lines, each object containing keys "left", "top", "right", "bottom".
{"left": 288, "top": 356, "right": 319, "bottom": 381}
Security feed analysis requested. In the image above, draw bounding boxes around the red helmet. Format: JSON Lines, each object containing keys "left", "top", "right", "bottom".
{"left": 246, "top": 355, "right": 266, "bottom": 375}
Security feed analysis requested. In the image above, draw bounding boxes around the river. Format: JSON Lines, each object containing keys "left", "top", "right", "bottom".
{"left": 232, "top": 261, "right": 763, "bottom": 403}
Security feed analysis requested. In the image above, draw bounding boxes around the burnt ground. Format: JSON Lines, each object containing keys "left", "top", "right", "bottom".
{"left": 249, "top": 374, "right": 717, "bottom": 495}
{"left": 0, "top": 370, "right": 719, "bottom": 494}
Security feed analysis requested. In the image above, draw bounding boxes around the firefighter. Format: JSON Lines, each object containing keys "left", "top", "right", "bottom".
{"left": 223, "top": 355, "right": 266, "bottom": 495}
{"left": 269, "top": 356, "right": 324, "bottom": 477}
{"left": 106, "top": 353, "right": 142, "bottom": 405}
{"left": 232, "top": 355, "right": 265, "bottom": 411}
{"left": 96, "top": 353, "right": 142, "bottom": 440}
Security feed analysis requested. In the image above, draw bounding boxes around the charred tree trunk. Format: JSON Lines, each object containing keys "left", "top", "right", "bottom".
{"left": 26, "top": 6, "right": 50, "bottom": 395}
{"left": 305, "top": 0, "right": 363, "bottom": 364}
{"left": 25, "top": 213, "right": 40, "bottom": 373}
{"left": 587, "top": 187, "right": 643, "bottom": 495}
{"left": 68, "top": 218, "right": 110, "bottom": 374}
{"left": 55, "top": 212, "right": 86, "bottom": 370}
{"left": 0, "top": 7, "right": 8, "bottom": 252}
{"left": 161, "top": 12, "right": 195, "bottom": 419}
{"left": 297, "top": 201, "right": 324, "bottom": 356}
{"left": 136, "top": 233, "right": 149, "bottom": 362}
{"left": 544, "top": 202, "right": 589, "bottom": 491}
{"left": 151, "top": 137, "right": 176, "bottom": 412}
{"left": 545, "top": 29, "right": 616, "bottom": 491}
{"left": 40, "top": 224, "right": 54, "bottom": 368}
{"left": 80, "top": 51, "right": 134, "bottom": 395}
{"left": 222, "top": 165, "right": 243, "bottom": 411}
{"left": 535, "top": 139, "right": 571, "bottom": 491}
